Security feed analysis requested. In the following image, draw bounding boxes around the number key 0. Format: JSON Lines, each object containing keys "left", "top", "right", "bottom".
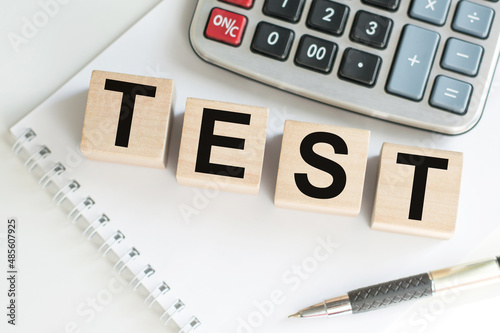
{"left": 295, "top": 35, "right": 337, "bottom": 73}
{"left": 350, "top": 11, "right": 393, "bottom": 49}
{"left": 251, "top": 22, "right": 295, "bottom": 60}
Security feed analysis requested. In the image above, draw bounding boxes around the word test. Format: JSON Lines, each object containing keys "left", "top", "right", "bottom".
{"left": 80, "top": 71, "right": 463, "bottom": 239}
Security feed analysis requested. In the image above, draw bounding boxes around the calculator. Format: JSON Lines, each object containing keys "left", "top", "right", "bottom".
{"left": 189, "top": 0, "right": 500, "bottom": 134}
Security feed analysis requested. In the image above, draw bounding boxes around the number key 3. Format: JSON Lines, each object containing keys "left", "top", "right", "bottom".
{"left": 350, "top": 10, "right": 393, "bottom": 49}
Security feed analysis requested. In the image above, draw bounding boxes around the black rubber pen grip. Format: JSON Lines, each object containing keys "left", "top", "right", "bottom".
{"left": 347, "top": 273, "right": 432, "bottom": 313}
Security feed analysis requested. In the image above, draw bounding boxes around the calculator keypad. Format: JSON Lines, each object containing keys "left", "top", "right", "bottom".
{"left": 193, "top": 0, "right": 500, "bottom": 134}
{"left": 205, "top": 8, "right": 247, "bottom": 46}
{"left": 409, "top": 0, "right": 451, "bottom": 26}
{"left": 362, "top": 0, "right": 400, "bottom": 11}
{"left": 430, "top": 76, "right": 472, "bottom": 114}
{"left": 441, "top": 38, "right": 483, "bottom": 76}
{"left": 350, "top": 11, "right": 392, "bottom": 49}
{"left": 251, "top": 22, "right": 294, "bottom": 60}
{"left": 306, "top": 0, "right": 349, "bottom": 36}
{"left": 220, "top": 0, "right": 254, "bottom": 9}
{"left": 386, "top": 25, "right": 440, "bottom": 101}
{"left": 263, "top": 0, "right": 305, "bottom": 23}
{"left": 338, "top": 48, "right": 381, "bottom": 86}
{"left": 295, "top": 35, "right": 337, "bottom": 73}
{"left": 452, "top": 1, "right": 495, "bottom": 38}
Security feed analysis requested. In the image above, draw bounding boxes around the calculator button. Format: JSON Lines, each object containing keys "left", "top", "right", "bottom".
{"left": 205, "top": 8, "right": 247, "bottom": 46}
{"left": 362, "top": 0, "right": 400, "bottom": 12}
{"left": 263, "top": 0, "right": 305, "bottom": 23}
{"left": 251, "top": 22, "right": 294, "bottom": 60}
{"left": 452, "top": 1, "right": 495, "bottom": 39}
{"left": 409, "top": 0, "right": 451, "bottom": 26}
{"left": 338, "top": 48, "right": 382, "bottom": 86}
{"left": 350, "top": 11, "right": 393, "bottom": 49}
{"left": 386, "top": 25, "right": 440, "bottom": 101}
{"left": 220, "top": 0, "right": 254, "bottom": 9}
{"left": 430, "top": 76, "right": 472, "bottom": 114}
{"left": 295, "top": 35, "right": 337, "bottom": 73}
{"left": 306, "top": 0, "right": 350, "bottom": 36}
{"left": 441, "top": 38, "right": 483, "bottom": 76}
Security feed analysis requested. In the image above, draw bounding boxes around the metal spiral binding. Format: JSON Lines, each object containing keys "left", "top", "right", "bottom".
{"left": 179, "top": 317, "right": 201, "bottom": 333}
{"left": 11, "top": 128, "right": 201, "bottom": 332}
{"left": 114, "top": 247, "right": 140, "bottom": 273}
{"left": 161, "top": 300, "right": 185, "bottom": 325}
{"left": 99, "top": 230, "right": 125, "bottom": 257}
{"left": 39, "top": 162, "right": 65, "bottom": 188}
{"left": 145, "top": 281, "right": 170, "bottom": 307}
{"left": 83, "top": 214, "right": 110, "bottom": 240}
{"left": 12, "top": 128, "right": 36, "bottom": 154}
{"left": 53, "top": 180, "right": 80, "bottom": 206}
{"left": 68, "top": 197, "right": 95, "bottom": 223}
{"left": 131, "top": 265, "right": 156, "bottom": 291}
{"left": 25, "top": 146, "right": 51, "bottom": 171}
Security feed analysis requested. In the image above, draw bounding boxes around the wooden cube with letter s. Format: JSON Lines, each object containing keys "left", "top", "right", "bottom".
{"left": 176, "top": 98, "right": 269, "bottom": 195}
{"left": 274, "top": 120, "right": 370, "bottom": 216}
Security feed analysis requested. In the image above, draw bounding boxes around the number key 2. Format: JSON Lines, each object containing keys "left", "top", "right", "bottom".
{"left": 350, "top": 11, "right": 393, "bottom": 49}
{"left": 307, "top": 0, "right": 350, "bottom": 36}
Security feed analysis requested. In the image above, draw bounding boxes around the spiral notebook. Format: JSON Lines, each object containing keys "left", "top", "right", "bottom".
{"left": 9, "top": 1, "right": 500, "bottom": 332}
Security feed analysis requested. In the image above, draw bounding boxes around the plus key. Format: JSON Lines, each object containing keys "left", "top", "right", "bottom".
{"left": 387, "top": 25, "right": 440, "bottom": 101}
{"left": 205, "top": 8, "right": 247, "bottom": 46}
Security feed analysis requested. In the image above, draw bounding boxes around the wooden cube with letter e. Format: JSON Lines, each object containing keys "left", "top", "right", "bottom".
{"left": 80, "top": 70, "right": 174, "bottom": 168}
{"left": 176, "top": 98, "right": 269, "bottom": 194}
{"left": 371, "top": 143, "right": 463, "bottom": 239}
{"left": 274, "top": 120, "right": 370, "bottom": 216}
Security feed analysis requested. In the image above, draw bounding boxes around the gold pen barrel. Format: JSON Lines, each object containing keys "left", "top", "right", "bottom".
{"left": 430, "top": 257, "right": 500, "bottom": 295}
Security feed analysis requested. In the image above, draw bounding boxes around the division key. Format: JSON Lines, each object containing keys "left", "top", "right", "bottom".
{"left": 386, "top": 25, "right": 440, "bottom": 101}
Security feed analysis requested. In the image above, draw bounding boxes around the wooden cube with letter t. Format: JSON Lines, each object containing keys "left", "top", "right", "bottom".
{"left": 176, "top": 98, "right": 269, "bottom": 194}
{"left": 274, "top": 120, "right": 370, "bottom": 216}
{"left": 371, "top": 143, "right": 463, "bottom": 239}
{"left": 80, "top": 70, "right": 174, "bottom": 168}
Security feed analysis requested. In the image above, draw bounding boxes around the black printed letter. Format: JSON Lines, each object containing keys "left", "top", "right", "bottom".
{"left": 397, "top": 153, "right": 449, "bottom": 221}
{"left": 195, "top": 108, "right": 251, "bottom": 179}
{"left": 104, "top": 79, "right": 157, "bottom": 148}
{"left": 294, "top": 132, "right": 348, "bottom": 199}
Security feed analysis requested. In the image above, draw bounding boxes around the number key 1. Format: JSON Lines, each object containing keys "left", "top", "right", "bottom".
{"left": 350, "top": 11, "right": 393, "bottom": 49}
{"left": 263, "top": 0, "right": 306, "bottom": 23}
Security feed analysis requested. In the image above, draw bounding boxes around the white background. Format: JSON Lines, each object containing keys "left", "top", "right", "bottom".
{"left": 1, "top": 0, "right": 500, "bottom": 332}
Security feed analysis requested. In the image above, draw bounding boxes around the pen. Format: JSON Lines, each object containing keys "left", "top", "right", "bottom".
{"left": 289, "top": 256, "right": 500, "bottom": 319}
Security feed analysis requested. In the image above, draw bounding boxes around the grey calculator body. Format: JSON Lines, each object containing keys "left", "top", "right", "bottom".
{"left": 190, "top": 0, "right": 500, "bottom": 134}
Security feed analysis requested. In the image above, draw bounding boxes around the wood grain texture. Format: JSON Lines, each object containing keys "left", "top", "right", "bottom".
{"left": 371, "top": 143, "right": 463, "bottom": 239}
{"left": 274, "top": 120, "right": 370, "bottom": 216}
{"left": 80, "top": 70, "right": 174, "bottom": 168}
{"left": 176, "top": 98, "right": 268, "bottom": 195}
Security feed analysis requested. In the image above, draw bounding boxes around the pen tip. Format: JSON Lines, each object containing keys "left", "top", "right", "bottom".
{"left": 288, "top": 312, "right": 302, "bottom": 318}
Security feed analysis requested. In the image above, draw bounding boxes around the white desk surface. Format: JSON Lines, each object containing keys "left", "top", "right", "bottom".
{"left": 1, "top": 1, "right": 499, "bottom": 332}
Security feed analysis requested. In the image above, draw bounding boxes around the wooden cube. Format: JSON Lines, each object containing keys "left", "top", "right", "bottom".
{"left": 371, "top": 143, "right": 463, "bottom": 239}
{"left": 80, "top": 70, "right": 174, "bottom": 168}
{"left": 176, "top": 98, "right": 268, "bottom": 194}
{"left": 274, "top": 120, "right": 370, "bottom": 216}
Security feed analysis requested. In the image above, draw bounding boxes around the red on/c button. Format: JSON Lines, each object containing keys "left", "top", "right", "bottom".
{"left": 205, "top": 8, "right": 247, "bottom": 46}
